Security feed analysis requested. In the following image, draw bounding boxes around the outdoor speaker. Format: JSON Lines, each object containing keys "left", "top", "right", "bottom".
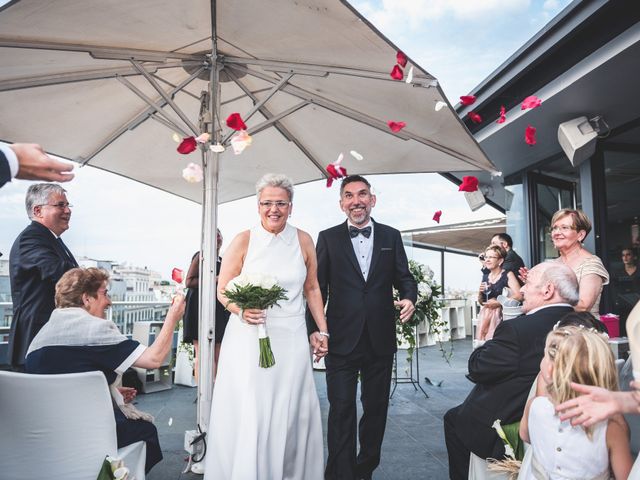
{"left": 464, "top": 190, "right": 486, "bottom": 212}
{"left": 557, "top": 116, "right": 598, "bottom": 167}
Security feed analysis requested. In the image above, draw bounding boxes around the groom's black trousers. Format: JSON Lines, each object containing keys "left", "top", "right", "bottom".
{"left": 325, "top": 327, "right": 393, "bottom": 480}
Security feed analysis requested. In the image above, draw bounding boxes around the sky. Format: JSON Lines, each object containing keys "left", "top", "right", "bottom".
{"left": 0, "top": 0, "right": 572, "bottom": 290}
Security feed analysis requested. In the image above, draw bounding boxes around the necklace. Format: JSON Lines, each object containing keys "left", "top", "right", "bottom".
{"left": 488, "top": 270, "right": 502, "bottom": 283}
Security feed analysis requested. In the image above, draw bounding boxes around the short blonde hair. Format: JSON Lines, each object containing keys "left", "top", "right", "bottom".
{"left": 55, "top": 268, "right": 110, "bottom": 308}
{"left": 551, "top": 209, "right": 592, "bottom": 237}
{"left": 485, "top": 244, "right": 507, "bottom": 260}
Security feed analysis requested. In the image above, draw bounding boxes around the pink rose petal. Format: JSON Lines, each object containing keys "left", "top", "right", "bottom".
{"left": 177, "top": 137, "right": 197, "bottom": 154}
{"left": 390, "top": 65, "right": 403, "bottom": 81}
{"left": 521, "top": 95, "right": 542, "bottom": 110}
{"left": 468, "top": 112, "right": 482, "bottom": 124}
{"left": 433, "top": 210, "right": 442, "bottom": 223}
{"left": 525, "top": 125, "right": 537, "bottom": 146}
{"left": 396, "top": 51, "right": 408, "bottom": 68}
{"left": 459, "top": 176, "right": 479, "bottom": 192}
{"left": 387, "top": 121, "right": 406, "bottom": 133}
{"left": 497, "top": 105, "right": 506, "bottom": 124}
{"left": 460, "top": 95, "right": 477, "bottom": 106}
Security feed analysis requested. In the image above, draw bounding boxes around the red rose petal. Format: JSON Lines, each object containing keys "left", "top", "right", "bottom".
{"left": 525, "top": 125, "right": 537, "bottom": 146}
{"left": 433, "top": 210, "right": 442, "bottom": 223}
{"left": 226, "top": 112, "right": 247, "bottom": 131}
{"left": 468, "top": 111, "right": 482, "bottom": 124}
{"left": 390, "top": 65, "right": 403, "bottom": 80}
{"left": 177, "top": 136, "right": 197, "bottom": 154}
{"left": 459, "top": 176, "right": 479, "bottom": 192}
{"left": 460, "top": 95, "right": 477, "bottom": 106}
{"left": 172, "top": 268, "right": 183, "bottom": 284}
{"left": 387, "top": 121, "right": 406, "bottom": 133}
{"left": 396, "top": 51, "right": 408, "bottom": 68}
{"left": 521, "top": 95, "right": 542, "bottom": 110}
{"left": 496, "top": 105, "right": 506, "bottom": 124}
{"left": 326, "top": 178, "right": 334, "bottom": 188}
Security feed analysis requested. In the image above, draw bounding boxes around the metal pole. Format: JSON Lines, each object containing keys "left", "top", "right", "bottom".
{"left": 196, "top": 0, "right": 220, "bottom": 436}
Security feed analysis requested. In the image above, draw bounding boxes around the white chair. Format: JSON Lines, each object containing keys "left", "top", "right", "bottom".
{"left": 0, "top": 370, "right": 146, "bottom": 480}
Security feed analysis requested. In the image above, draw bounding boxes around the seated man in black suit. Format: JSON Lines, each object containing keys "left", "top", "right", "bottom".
{"left": 444, "top": 262, "right": 579, "bottom": 480}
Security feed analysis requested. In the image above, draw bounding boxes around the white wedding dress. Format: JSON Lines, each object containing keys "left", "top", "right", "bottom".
{"left": 204, "top": 223, "right": 324, "bottom": 480}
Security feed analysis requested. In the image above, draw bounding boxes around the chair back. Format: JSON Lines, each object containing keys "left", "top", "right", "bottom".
{"left": 0, "top": 370, "right": 119, "bottom": 480}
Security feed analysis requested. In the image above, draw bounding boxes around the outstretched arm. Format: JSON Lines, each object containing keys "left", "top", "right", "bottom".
{"left": 5, "top": 143, "right": 75, "bottom": 183}
{"left": 555, "top": 382, "right": 640, "bottom": 426}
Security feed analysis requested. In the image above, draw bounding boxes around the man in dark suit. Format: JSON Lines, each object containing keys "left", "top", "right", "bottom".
{"left": 491, "top": 233, "right": 525, "bottom": 280}
{"left": 308, "top": 175, "right": 417, "bottom": 480}
{"left": 444, "top": 262, "right": 579, "bottom": 479}
{"left": 8, "top": 183, "right": 78, "bottom": 369}
{"left": 0, "top": 143, "right": 74, "bottom": 189}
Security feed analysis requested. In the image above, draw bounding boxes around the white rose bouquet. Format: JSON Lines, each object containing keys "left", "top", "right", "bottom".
{"left": 224, "top": 273, "right": 288, "bottom": 368}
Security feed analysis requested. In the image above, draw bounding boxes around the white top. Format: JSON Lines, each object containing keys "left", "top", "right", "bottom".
{"left": 525, "top": 396, "right": 609, "bottom": 479}
{"left": 243, "top": 222, "right": 306, "bottom": 317}
{"left": 348, "top": 219, "right": 374, "bottom": 280}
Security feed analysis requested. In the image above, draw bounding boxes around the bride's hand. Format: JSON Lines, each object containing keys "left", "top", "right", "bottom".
{"left": 241, "top": 308, "right": 266, "bottom": 324}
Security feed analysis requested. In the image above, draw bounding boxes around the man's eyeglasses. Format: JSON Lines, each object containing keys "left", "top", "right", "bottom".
{"left": 549, "top": 225, "right": 575, "bottom": 233}
{"left": 259, "top": 201, "right": 290, "bottom": 209}
{"left": 37, "top": 202, "right": 73, "bottom": 209}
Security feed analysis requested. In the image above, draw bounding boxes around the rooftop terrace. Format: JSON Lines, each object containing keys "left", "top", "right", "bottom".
{"left": 138, "top": 338, "right": 474, "bottom": 480}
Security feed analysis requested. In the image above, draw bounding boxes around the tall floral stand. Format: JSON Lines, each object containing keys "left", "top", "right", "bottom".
{"left": 390, "top": 324, "right": 428, "bottom": 398}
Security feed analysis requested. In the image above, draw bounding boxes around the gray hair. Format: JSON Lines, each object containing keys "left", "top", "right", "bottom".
{"left": 539, "top": 262, "right": 579, "bottom": 306}
{"left": 255, "top": 173, "right": 294, "bottom": 201}
{"left": 25, "top": 183, "right": 67, "bottom": 220}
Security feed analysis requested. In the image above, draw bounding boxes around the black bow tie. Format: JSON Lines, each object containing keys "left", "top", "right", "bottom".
{"left": 349, "top": 226, "right": 372, "bottom": 238}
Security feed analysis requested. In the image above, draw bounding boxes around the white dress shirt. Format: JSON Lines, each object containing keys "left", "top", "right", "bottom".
{"left": 348, "top": 220, "right": 374, "bottom": 281}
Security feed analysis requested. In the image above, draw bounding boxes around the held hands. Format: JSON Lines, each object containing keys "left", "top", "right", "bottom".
{"left": 394, "top": 299, "right": 415, "bottom": 324}
{"left": 12, "top": 143, "right": 75, "bottom": 182}
{"left": 241, "top": 308, "right": 266, "bottom": 325}
{"left": 309, "top": 332, "right": 328, "bottom": 362}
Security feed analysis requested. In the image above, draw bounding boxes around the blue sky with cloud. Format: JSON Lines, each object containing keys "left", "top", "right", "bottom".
{"left": 0, "top": 0, "right": 571, "bottom": 289}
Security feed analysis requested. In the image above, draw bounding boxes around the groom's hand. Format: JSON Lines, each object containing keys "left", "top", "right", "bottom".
{"left": 394, "top": 299, "right": 415, "bottom": 323}
{"left": 309, "top": 332, "right": 328, "bottom": 361}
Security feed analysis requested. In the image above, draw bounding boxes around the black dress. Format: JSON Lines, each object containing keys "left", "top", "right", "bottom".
{"left": 480, "top": 270, "right": 510, "bottom": 302}
{"left": 183, "top": 253, "right": 230, "bottom": 344}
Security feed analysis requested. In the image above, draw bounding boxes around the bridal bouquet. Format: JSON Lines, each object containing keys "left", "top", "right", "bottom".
{"left": 224, "top": 273, "right": 288, "bottom": 368}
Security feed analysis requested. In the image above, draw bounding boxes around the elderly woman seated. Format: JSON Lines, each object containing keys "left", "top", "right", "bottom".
{"left": 25, "top": 267, "right": 185, "bottom": 473}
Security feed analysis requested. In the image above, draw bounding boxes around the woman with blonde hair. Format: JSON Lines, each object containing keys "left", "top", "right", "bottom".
{"left": 518, "top": 326, "right": 632, "bottom": 479}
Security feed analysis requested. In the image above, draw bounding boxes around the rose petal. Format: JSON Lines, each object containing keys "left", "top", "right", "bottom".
{"left": 172, "top": 268, "right": 183, "bottom": 284}
{"left": 460, "top": 95, "right": 477, "bottom": 106}
{"left": 335, "top": 152, "right": 344, "bottom": 165}
{"left": 490, "top": 171, "right": 503, "bottom": 177}
{"left": 226, "top": 112, "right": 247, "bottom": 131}
{"left": 396, "top": 50, "right": 408, "bottom": 68}
{"left": 459, "top": 176, "right": 479, "bottom": 192}
{"left": 521, "top": 95, "right": 542, "bottom": 110}
{"left": 387, "top": 121, "right": 406, "bottom": 133}
{"left": 182, "top": 162, "right": 203, "bottom": 183}
{"left": 350, "top": 150, "right": 363, "bottom": 161}
{"left": 177, "top": 136, "right": 197, "bottom": 154}
{"left": 435, "top": 101, "right": 448, "bottom": 112}
{"left": 210, "top": 143, "right": 225, "bottom": 153}
{"left": 405, "top": 66, "right": 414, "bottom": 84}
{"left": 230, "top": 130, "right": 252, "bottom": 155}
{"left": 326, "top": 177, "right": 334, "bottom": 188}
{"left": 525, "top": 125, "right": 537, "bottom": 146}
{"left": 195, "top": 133, "right": 210, "bottom": 144}
{"left": 468, "top": 111, "right": 482, "bottom": 124}
{"left": 433, "top": 210, "right": 442, "bottom": 223}
{"left": 497, "top": 105, "right": 506, "bottom": 124}
{"left": 390, "top": 65, "right": 403, "bottom": 81}
{"left": 172, "top": 132, "right": 182, "bottom": 143}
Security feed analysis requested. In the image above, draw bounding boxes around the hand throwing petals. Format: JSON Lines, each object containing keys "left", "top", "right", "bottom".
{"left": 182, "top": 162, "right": 203, "bottom": 183}
{"left": 497, "top": 105, "right": 506, "bottom": 124}
{"left": 459, "top": 176, "right": 479, "bottom": 192}
{"left": 387, "top": 121, "right": 406, "bottom": 133}
{"left": 172, "top": 268, "right": 184, "bottom": 284}
{"left": 468, "top": 111, "right": 482, "bottom": 124}
{"left": 521, "top": 95, "right": 542, "bottom": 110}
{"left": 177, "top": 136, "right": 197, "bottom": 154}
{"left": 433, "top": 210, "right": 442, "bottom": 223}
{"left": 460, "top": 95, "right": 477, "bottom": 106}
{"left": 390, "top": 65, "right": 404, "bottom": 81}
{"left": 350, "top": 150, "right": 363, "bottom": 161}
{"left": 396, "top": 50, "right": 408, "bottom": 68}
{"left": 226, "top": 112, "right": 247, "bottom": 131}
{"left": 525, "top": 125, "right": 537, "bottom": 145}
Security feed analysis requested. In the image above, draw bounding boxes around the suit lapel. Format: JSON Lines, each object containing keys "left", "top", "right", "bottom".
{"left": 366, "top": 220, "right": 383, "bottom": 284}
{"left": 340, "top": 221, "right": 365, "bottom": 281}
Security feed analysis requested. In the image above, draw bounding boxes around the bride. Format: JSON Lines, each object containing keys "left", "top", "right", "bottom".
{"left": 204, "top": 173, "right": 329, "bottom": 479}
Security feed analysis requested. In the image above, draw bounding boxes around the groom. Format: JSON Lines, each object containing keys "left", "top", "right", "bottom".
{"left": 308, "top": 175, "right": 417, "bottom": 480}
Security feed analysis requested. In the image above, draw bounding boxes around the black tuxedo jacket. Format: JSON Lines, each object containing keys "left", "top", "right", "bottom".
{"left": 8, "top": 221, "right": 78, "bottom": 366}
{"left": 1, "top": 149, "right": 12, "bottom": 189}
{"left": 456, "top": 304, "right": 574, "bottom": 459}
{"left": 307, "top": 220, "right": 417, "bottom": 356}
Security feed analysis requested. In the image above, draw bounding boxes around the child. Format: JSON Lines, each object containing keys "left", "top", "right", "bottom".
{"left": 519, "top": 326, "right": 632, "bottom": 479}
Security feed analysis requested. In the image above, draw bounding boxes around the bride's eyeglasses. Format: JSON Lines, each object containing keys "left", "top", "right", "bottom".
{"left": 259, "top": 201, "right": 291, "bottom": 209}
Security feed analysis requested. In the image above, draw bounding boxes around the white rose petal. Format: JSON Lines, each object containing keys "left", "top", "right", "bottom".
{"left": 405, "top": 66, "right": 414, "bottom": 84}
{"left": 435, "top": 101, "right": 448, "bottom": 112}
{"left": 350, "top": 150, "right": 364, "bottom": 161}
{"left": 182, "top": 163, "right": 203, "bottom": 183}
{"left": 210, "top": 143, "right": 225, "bottom": 153}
